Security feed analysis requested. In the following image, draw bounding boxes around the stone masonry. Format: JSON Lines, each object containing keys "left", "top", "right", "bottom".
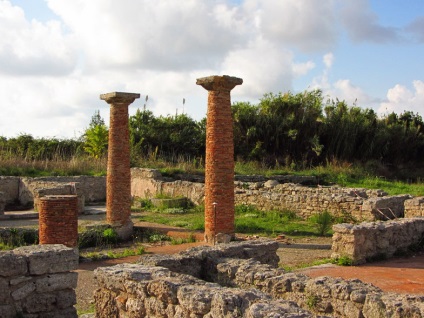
{"left": 38, "top": 195, "right": 78, "bottom": 247}
{"left": 404, "top": 196, "right": 424, "bottom": 217}
{"left": 101, "top": 92, "right": 140, "bottom": 240}
{"left": 197, "top": 75, "right": 243, "bottom": 243}
{"left": 332, "top": 218, "right": 424, "bottom": 264}
{"left": 0, "top": 244, "right": 79, "bottom": 318}
{"left": 95, "top": 239, "right": 424, "bottom": 317}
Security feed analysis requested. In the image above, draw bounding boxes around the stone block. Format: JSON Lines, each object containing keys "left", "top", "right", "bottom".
{"left": 0, "top": 251, "right": 27, "bottom": 277}
{"left": 36, "top": 272, "right": 78, "bottom": 293}
{"left": 13, "top": 244, "right": 78, "bottom": 275}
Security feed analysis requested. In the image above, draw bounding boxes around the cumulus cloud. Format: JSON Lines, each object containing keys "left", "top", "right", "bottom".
{"left": 0, "top": 0, "right": 422, "bottom": 138}
{"left": 220, "top": 37, "right": 309, "bottom": 100}
{"left": 379, "top": 81, "right": 424, "bottom": 114}
{"left": 0, "top": 1, "right": 77, "bottom": 76}
{"left": 247, "top": 0, "right": 337, "bottom": 52}
{"left": 339, "top": 0, "right": 401, "bottom": 43}
{"left": 46, "top": 0, "right": 249, "bottom": 72}
{"left": 310, "top": 52, "right": 377, "bottom": 108}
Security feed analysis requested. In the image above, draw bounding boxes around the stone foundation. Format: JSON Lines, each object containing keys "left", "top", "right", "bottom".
{"left": 0, "top": 244, "right": 78, "bottom": 318}
{"left": 405, "top": 197, "right": 424, "bottom": 217}
{"left": 95, "top": 240, "right": 424, "bottom": 317}
{"left": 332, "top": 218, "right": 424, "bottom": 264}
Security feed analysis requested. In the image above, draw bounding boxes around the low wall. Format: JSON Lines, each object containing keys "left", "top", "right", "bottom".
{"left": 0, "top": 244, "right": 79, "bottom": 318}
{"left": 0, "top": 176, "right": 106, "bottom": 210}
{"left": 404, "top": 197, "right": 424, "bottom": 217}
{"left": 20, "top": 176, "right": 106, "bottom": 205}
{"left": 235, "top": 182, "right": 389, "bottom": 221}
{"left": 95, "top": 240, "right": 424, "bottom": 318}
{"left": 131, "top": 168, "right": 400, "bottom": 221}
{"left": 332, "top": 218, "right": 424, "bottom": 264}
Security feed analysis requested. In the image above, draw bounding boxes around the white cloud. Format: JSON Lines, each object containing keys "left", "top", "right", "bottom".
{"left": 323, "top": 52, "right": 334, "bottom": 69}
{"left": 0, "top": 0, "right": 422, "bottom": 139}
{"left": 46, "top": 0, "right": 248, "bottom": 72}
{"left": 379, "top": 81, "right": 424, "bottom": 114}
{"left": 0, "top": 1, "right": 77, "bottom": 76}
{"left": 220, "top": 37, "right": 298, "bottom": 99}
{"left": 247, "top": 0, "right": 337, "bottom": 52}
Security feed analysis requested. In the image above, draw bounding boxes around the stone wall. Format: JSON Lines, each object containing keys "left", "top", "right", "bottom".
{"left": 0, "top": 191, "right": 5, "bottom": 215}
{"left": 131, "top": 168, "right": 205, "bottom": 205}
{"left": 404, "top": 197, "right": 424, "bottom": 217}
{"left": 20, "top": 176, "right": 106, "bottom": 206}
{"left": 0, "top": 176, "right": 106, "bottom": 210}
{"left": 332, "top": 218, "right": 424, "bottom": 264}
{"left": 0, "top": 244, "right": 79, "bottom": 318}
{"left": 130, "top": 169, "right": 417, "bottom": 222}
{"left": 0, "top": 176, "right": 20, "bottom": 206}
{"left": 95, "top": 240, "right": 424, "bottom": 318}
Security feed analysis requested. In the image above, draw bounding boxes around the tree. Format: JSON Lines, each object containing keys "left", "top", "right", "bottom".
{"left": 83, "top": 111, "right": 108, "bottom": 159}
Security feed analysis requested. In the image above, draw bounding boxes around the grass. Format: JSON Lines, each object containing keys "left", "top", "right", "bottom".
{"left": 0, "top": 157, "right": 107, "bottom": 177}
{"left": 79, "top": 246, "right": 145, "bottom": 260}
{"left": 139, "top": 205, "right": 205, "bottom": 231}
{"left": 139, "top": 204, "right": 333, "bottom": 238}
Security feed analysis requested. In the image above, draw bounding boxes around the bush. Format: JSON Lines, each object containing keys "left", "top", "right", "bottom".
{"left": 309, "top": 211, "right": 333, "bottom": 236}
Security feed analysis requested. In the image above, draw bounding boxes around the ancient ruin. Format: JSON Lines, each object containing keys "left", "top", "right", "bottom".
{"left": 197, "top": 75, "right": 243, "bottom": 243}
{"left": 0, "top": 245, "right": 78, "bottom": 318}
{"left": 38, "top": 195, "right": 78, "bottom": 247}
{"left": 100, "top": 92, "right": 140, "bottom": 240}
{"left": 94, "top": 240, "right": 424, "bottom": 317}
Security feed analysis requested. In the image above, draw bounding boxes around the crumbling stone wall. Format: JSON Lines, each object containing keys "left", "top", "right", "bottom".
{"left": 131, "top": 168, "right": 205, "bottom": 205}
{"left": 20, "top": 176, "right": 106, "bottom": 206}
{"left": 0, "top": 176, "right": 20, "bottom": 206}
{"left": 404, "top": 196, "right": 424, "bottom": 217}
{"left": 235, "top": 182, "right": 388, "bottom": 221}
{"left": 0, "top": 244, "right": 78, "bottom": 318}
{"left": 94, "top": 264, "right": 315, "bottom": 318}
{"left": 131, "top": 169, "right": 419, "bottom": 222}
{"left": 332, "top": 218, "right": 424, "bottom": 264}
{"left": 95, "top": 240, "right": 424, "bottom": 317}
{"left": 0, "top": 191, "right": 5, "bottom": 215}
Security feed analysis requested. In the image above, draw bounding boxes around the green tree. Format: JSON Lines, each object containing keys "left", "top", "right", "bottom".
{"left": 83, "top": 111, "right": 108, "bottom": 159}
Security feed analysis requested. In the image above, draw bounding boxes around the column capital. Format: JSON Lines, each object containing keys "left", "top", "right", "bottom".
{"left": 100, "top": 92, "right": 140, "bottom": 105}
{"left": 196, "top": 75, "right": 243, "bottom": 91}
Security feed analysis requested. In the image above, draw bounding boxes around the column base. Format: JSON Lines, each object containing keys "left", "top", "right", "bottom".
{"left": 204, "top": 232, "right": 234, "bottom": 245}
{"left": 111, "top": 220, "right": 134, "bottom": 241}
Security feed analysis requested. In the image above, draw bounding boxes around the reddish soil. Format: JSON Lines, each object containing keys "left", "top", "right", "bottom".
{"left": 299, "top": 252, "right": 424, "bottom": 295}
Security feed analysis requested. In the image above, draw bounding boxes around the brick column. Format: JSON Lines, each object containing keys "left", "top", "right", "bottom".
{"left": 39, "top": 195, "right": 78, "bottom": 247}
{"left": 100, "top": 92, "right": 140, "bottom": 240}
{"left": 196, "top": 75, "right": 243, "bottom": 243}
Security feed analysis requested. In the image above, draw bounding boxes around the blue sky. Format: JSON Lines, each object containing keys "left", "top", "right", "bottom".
{"left": 0, "top": 0, "right": 423, "bottom": 138}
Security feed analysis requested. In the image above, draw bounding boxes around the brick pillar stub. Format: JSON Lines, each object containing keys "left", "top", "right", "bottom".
{"left": 100, "top": 91, "right": 140, "bottom": 240}
{"left": 197, "top": 75, "right": 242, "bottom": 244}
{"left": 39, "top": 195, "right": 78, "bottom": 247}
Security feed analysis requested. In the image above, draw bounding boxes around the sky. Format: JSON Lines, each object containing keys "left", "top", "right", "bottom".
{"left": 0, "top": 0, "right": 423, "bottom": 139}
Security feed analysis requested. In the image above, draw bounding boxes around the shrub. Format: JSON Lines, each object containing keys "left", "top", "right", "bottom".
{"left": 309, "top": 211, "right": 333, "bottom": 236}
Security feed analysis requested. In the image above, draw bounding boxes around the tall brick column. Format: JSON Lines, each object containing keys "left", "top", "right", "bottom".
{"left": 100, "top": 92, "right": 140, "bottom": 240}
{"left": 196, "top": 75, "right": 243, "bottom": 243}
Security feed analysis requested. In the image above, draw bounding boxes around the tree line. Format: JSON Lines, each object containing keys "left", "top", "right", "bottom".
{"left": 1, "top": 90, "right": 423, "bottom": 174}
